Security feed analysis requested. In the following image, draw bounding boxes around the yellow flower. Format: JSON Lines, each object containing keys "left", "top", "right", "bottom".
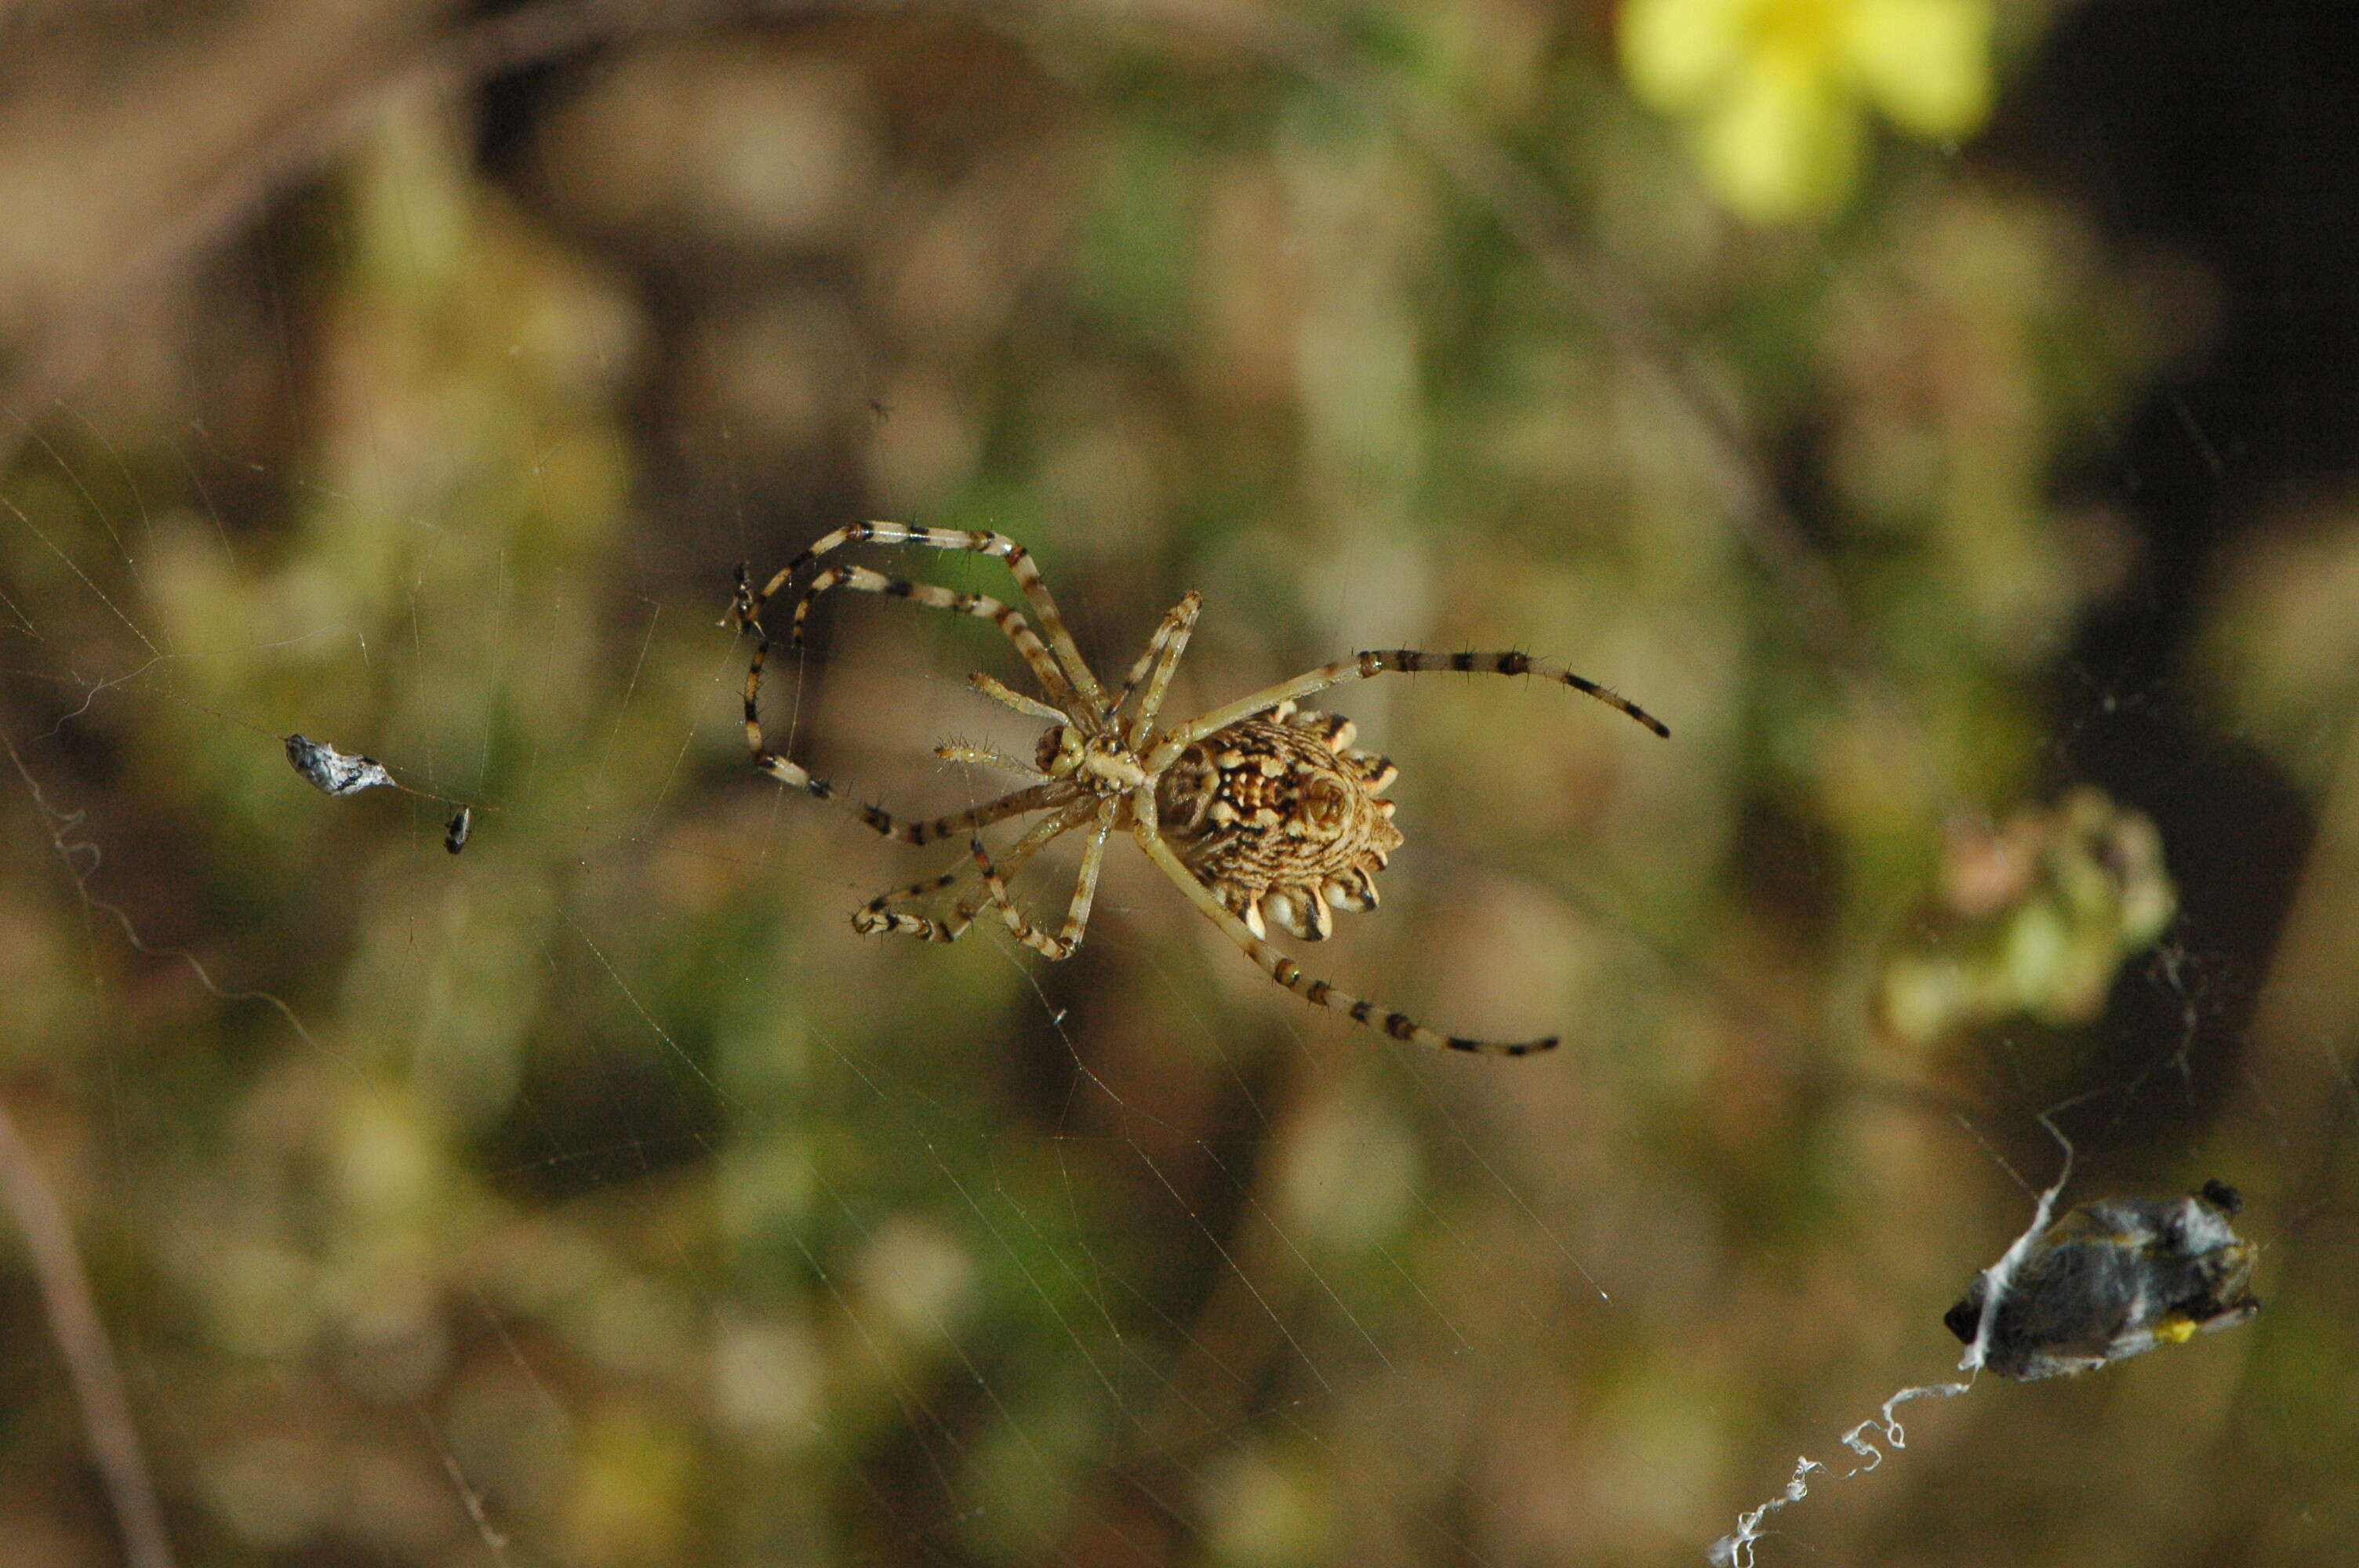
{"left": 1620, "top": 0, "right": 1995, "bottom": 221}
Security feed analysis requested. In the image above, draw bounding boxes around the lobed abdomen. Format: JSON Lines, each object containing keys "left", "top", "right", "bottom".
{"left": 1155, "top": 703, "right": 1403, "bottom": 940}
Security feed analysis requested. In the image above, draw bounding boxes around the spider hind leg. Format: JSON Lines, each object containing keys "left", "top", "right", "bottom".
{"left": 1132, "top": 815, "right": 1555, "bottom": 1056}
{"left": 852, "top": 804, "right": 1090, "bottom": 943}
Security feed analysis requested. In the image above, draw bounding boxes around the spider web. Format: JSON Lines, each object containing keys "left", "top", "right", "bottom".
{"left": 2, "top": 7, "right": 2356, "bottom": 1568}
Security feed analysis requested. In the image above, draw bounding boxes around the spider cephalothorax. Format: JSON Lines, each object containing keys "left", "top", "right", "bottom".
{"left": 733, "top": 521, "right": 1668, "bottom": 1054}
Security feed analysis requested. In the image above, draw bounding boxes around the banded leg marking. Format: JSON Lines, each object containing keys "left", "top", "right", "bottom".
{"left": 753, "top": 752, "right": 1074, "bottom": 847}
{"left": 855, "top": 804, "right": 1093, "bottom": 942}
{"left": 787, "top": 562, "right": 1078, "bottom": 713}
{"left": 782, "top": 521, "right": 1110, "bottom": 720}
{"left": 851, "top": 866, "right": 967, "bottom": 942}
{"left": 1152, "top": 648, "right": 1669, "bottom": 764}
{"left": 1115, "top": 590, "right": 1202, "bottom": 746}
{"left": 731, "top": 561, "right": 791, "bottom": 634}
{"left": 1128, "top": 804, "right": 1556, "bottom": 1056}
{"left": 973, "top": 797, "right": 1117, "bottom": 960}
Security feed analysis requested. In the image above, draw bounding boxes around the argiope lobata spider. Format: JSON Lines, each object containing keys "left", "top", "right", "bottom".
{"left": 732, "top": 521, "right": 1669, "bottom": 1054}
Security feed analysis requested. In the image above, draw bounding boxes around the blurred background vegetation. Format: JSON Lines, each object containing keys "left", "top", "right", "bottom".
{"left": 1, "top": 2, "right": 2354, "bottom": 1564}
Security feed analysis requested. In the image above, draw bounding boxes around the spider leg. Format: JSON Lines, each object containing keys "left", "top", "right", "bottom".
{"left": 1110, "top": 631, "right": 1169, "bottom": 713}
{"left": 973, "top": 797, "right": 1117, "bottom": 959}
{"left": 786, "top": 562, "right": 1083, "bottom": 714}
{"left": 850, "top": 866, "right": 970, "bottom": 942}
{"left": 854, "top": 804, "right": 1091, "bottom": 942}
{"left": 1128, "top": 800, "right": 1557, "bottom": 1056}
{"left": 1115, "top": 590, "right": 1201, "bottom": 746}
{"left": 731, "top": 561, "right": 791, "bottom": 632}
{"left": 778, "top": 521, "right": 1111, "bottom": 720}
{"left": 742, "top": 579, "right": 1085, "bottom": 841}
{"left": 1148, "top": 648, "right": 1669, "bottom": 764}
{"left": 749, "top": 722, "right": 1078, "bottom": 844}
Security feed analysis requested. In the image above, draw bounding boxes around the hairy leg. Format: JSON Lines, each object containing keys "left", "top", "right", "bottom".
{"left": 935, "top": 742, "right": 1047, "bottom": 779}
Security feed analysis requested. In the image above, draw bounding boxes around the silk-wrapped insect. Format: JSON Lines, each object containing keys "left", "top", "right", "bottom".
{"left": 1946, "top": 1178, "right": 2259, "bottom": 1381}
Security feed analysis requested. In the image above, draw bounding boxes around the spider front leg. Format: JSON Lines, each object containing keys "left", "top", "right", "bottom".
{"left": 784, "top": 561, "right": 1084, "bottom": 716}
{"left": 1150, "top": 648, "right": 1669, "bottom": 765}
{"left": 1113, "top": 590, "right": 1201, "bottom": 743}
{"left": 1129, "top": 797, "right": 1557, "bottom": 1056}
{"left": 740, "top": 604, "right": 1081, "bottom": 844}
{"left": 775, "top": 521, "right": 1111, "bottom": 718}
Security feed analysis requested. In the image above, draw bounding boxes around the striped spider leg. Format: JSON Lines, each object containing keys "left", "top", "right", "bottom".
{"left": 972, "top": 797, "right": 1121, "bottom": 960}
{"left": 855, "top": 802, "right": 1099, "bottom": 943}
{"left": 738, "top": 526, "right": 1670, "bottom": 1054}
{"left": 1128, "top": 789, "right": 1552, "bottom": 1055}
{"left": 736, "top": 523, "right": 1123, "bottom": 953}
{"left": 1146, "top": 648, "right": 1669, "bottom": 761}
{"left": 745, "top": 520, "right": 1108, "bottom": 720}
{"left": 1112, "top": 590, "right": 1201, "bottom": 744}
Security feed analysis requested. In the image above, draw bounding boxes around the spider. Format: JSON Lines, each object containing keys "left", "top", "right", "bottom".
{"left": 732, "top": 521, "right": 1668, "bottom": 1054}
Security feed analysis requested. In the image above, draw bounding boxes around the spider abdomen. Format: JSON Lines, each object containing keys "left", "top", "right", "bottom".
{"left": 1156, "top": 702, "right": 1402, "bottom": 941}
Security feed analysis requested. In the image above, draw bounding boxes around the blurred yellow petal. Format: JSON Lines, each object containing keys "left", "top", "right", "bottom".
{"left": 1621, "top": 0, "right": 1752, "bottom": 111}
{"left": 1848, "top": 0, "right": 1994, "bottom": 137}
{"left": 1696, "top": 53, "right": 1863, "bottom": 221}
